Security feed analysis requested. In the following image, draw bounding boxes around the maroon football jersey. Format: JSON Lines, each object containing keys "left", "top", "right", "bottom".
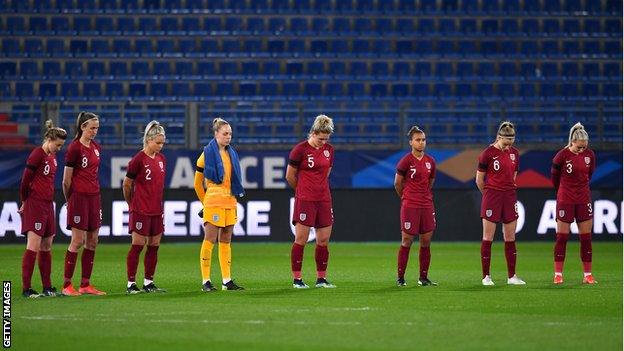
{"left": 477, "top": 145, "right": 519, "bottom": 191}
{"left": 126, "top": 151, "right": 166, "bottom": 215}
{"left": 396, "top": 153, "right": 436, "bottom": 208}
{"left": 23, "top": 147, "right": 58, "bottom": 202}
{"left": 288, "top": 140, "right": 334, "bottom": 201}
{"left": 65, "top": 139, "right": 101, "bottom": 194}
{"left": 552, "top": 147, "right": 595, "bottom": 204}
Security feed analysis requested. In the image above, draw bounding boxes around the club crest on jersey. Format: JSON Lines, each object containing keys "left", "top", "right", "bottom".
{"left": 212, "top": 214, "right": 220, "bottom": 223}
{"left": 404, "top": 222, "right": 411, "bottom": 230}
{"left": 559, "top": 210, "right": 565, "bottom": 218}
{"left": 425, "top": 162, "right": 431, "bottom": 170}
{"left": 53, "top": 159, "right": 57, "bottom": 166}
{"left": 74, "top": 216, "right": 81, "bottom": 224}
{"left": 94, "top": 149, "right": 100, "bottom": 157}
{"left": 485, "top": 210, "right": 492, "bottom": 217}
{"left": 510, "top": 154, "right": 516, "bottom": 161}
{"left": 159, "top": 161, "right": 164, "bottom": 170}
{"left": 136, "top": 222, "right": 143, "bottom": 230}
{"left": 299, "top": 213, "right": 307, "bottom": 221}
{"left": 323, "top": 150, "right": 330, "bottom": 158}
{"left": 34, "top": 222, "right": 42, "bottom": 231}
{"left": 584, "top": 157, "right": 590, "bottom": 165}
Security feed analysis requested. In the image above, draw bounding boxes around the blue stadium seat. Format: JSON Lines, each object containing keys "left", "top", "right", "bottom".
{"left": 105, "top": 83, "right": 124, "bottom": 100}
{"left": 174, "top": 62, "right": 193, "bottom": 77}
{"left": 435, "top": 63, "right": 453, "bottom": 78}
{"left": 194, "top": 83, "right": 212, "bottom": 97}
{"left": 499, "top": 62, "right": 516, "bottom": 77}
{"left": 200, "top": 40, "right": 219, "bottom": 55}
{"left": 203, "top": 18, "right": 221, "bottom": 31}
{"left": 69, "top": 39, "right": 88, "bottom": 56}
{"left": 263, "top": 62, "right": 281, "bottom": 75}
{"left": 42, "top": 61, "right": 61, "bottom": 78}
{"left": 287, "top": 39, "right": 305, "bottom": 53}
{"left": 154, "top": 62, "right": 172, "bottom": 76}
{"left": 118, "top": 18, "right": 136, "bottom": 34}
{"left": 521, "top": 41, "right": 539, "bottom": 56}
{"left": 268, "top": 18, "right": 286, "bottom": 32}
{"left": 328, "top": 39, "right": 347, "bottom": 53}
{"left": 138, "top": 17, "right": 158, "bottom": 34}
{"left": 259, "top": 82, "right": 278, "bottom": 96}
{"left": 332, "top": 17, "right": 351, "bottom": 32}
{"left": 456, "top": 62, "right": 473, "bottom": 78}
{"left": 437, "top": 40, "right": 456, "bottom": 56}
{"left": 563, "top": 41, "right": 580, "bottom": 56}
{"left": 411, "top": 83, "right": 431, "bottom": 97}
{"left": 353, "top": 39, "right": 371, "bottom": 55}
{"left": 61, "top": 82, "right": 80, "bottom": 99}
{"left": 304, "top": 83, "right": 322, "bottom": 96}
{"left": 482, "top": 19, "right": 498, "bottom": 34}
{"left": 267, "top": 40, "right": 285, "bottom": 54}
{"left": 0, "top": 62, "right": 16, "bottom": 77}
{"left": 414, "top": 63, "right": 431, "bottom": 77}
{"left": 350, "top": 61, "right": 368, "bottom": 76}
{"left": 83, "top": 83, "right": 102, "bottom": 99}
{"left": 371, "top": 62, "right": 389, "bottom": 77}
{"left": 606, "top": 19, "right": 622, "bottom": 35}
{"left": 563, "top": 19, "right": 581, "bottom": 35}
{"left": 543, "top": 19, "right": 560, "bottom": 35}
{"left": 392, "top": 83, "right": 409, "bottom": 97}
{"left": 220, "top": 62, "right": 238, "bottom": 76}
{"left": 543, "top": 0, "right": 562, "bottom": 13}
{"left": 95, "top": 18, "right": 116, "bottom": 34}
{"left": 307, "top": 62, "right": 325, "bottom": 76}
{"left": 541, "top": 40, "right": 559, "bottom": 57}
{"left": 604, "top": 63, "right": 621, "bottom": 80}
{"left": 150, "top": 83, "right": 168, "bottom": 97}
{"left": 87, "top": 62, "right": 106, "bottom": 77}
{"left": 282, "top": 82, "right": 301, "bottom": 98}
{"left": 29, "top": 17, "right": 47, "bottom": 33}
{"left": 541, "top": 62, "right": 558, "bottom": 78}
{"left": 50, "top": 16, "right": 72, "bottom": 35}
{"left": 92, "top": 40, "right": 112, "bottom": 57}
{"left": 39, "top": 83, "right": 57, "bottom": 98}
{"left": 395, "top": 18, "right": 414, "bottom": 34}
{"left": 156, "top": 39, "right": 176, "bottom": 54}
{"left": 328, "top": 61, "right": 346, "bottom": 76}
{"left": 561, "top": 62, "right": 579, "bottom": 78}
{"left": 498, "top": 83, "right": 515, "bottom": 97}
{"left": 584, "top": 19, "right": 601, "bottom": 35}
{"left": 16, "top": 83, "right": 35, "bottom": 99}
{"left": 112, "top": 39, "right": 135, "bottom": 58}
{"left": 290, "top": 17, "right": 308, "bottom": 33}
{"left": 135, "top": 39, "right": 153, "bottom": 56}
{"left": 311, "top": 18, "right": 329, "bottom": 33}
{"left": 46, "top": 39, "right": 65, "bottom": 57}
{"left": 74, "top": 17, "right": 92, "bottom": 34}
{"left": 7, "top": 17, "right": 26, "bottom": 34}
{"left": 223, "top": 40, "right": 241, "bottom": 53}
{"left": 370, "top": 83, "right": 388, "bottom": 97}
{"left": 376, "top": 18, "right": 392, "bottom": 32}
{"left": 161, "top": 17, "right": 179, "bottom": 33}
{"left": 310, "top": 40, "right": 328, "bottom": 54}
{"left": 581, "top": 83, "right": 599, "bottom": 99}
{"left": 131, "top": 62, "right": 150, "bottom": 77}
{"left": 326, "top": 82, "right": 344, "bottom": 96}
{"left": 354, "top": 18, "right": 373, "bottom": 33}
{"left": 582, "top": 63, "right": 600, "bottom": 78}
{"left": 25, "top": 39, "right": 44, "bottom": 57}
{"left": 347, "top": 83, "right": 365, "bottom": 96}
{"left": 170, "top": 83, "right": 191, "bottom": 99}
{"left": 523, "top": 0, "right": 541, "bottom": 13}
{"left": 129, "top": 83, "right": 147, "bottom": 98}
{"left": 521, "top": 19, "right": 539, "bottom": 35}
{"left": 416, "top": 40, "right": 434, "bottom": 54}
{"left": 477, "top": 83, "right": 494, "bottom": 98}
{"left": 458, "top": 41, "right": 478, "bottom": 57}
{"left": 605, "top": 41, "right": 622, "bottom": 57}
{"left": 313, "top": 0, "right": 330, "bottom": 11}
{"left": 286, "top": 62, "right": 303, "bottom": 75}
{"left": 583, "top": 41, "right": 600, "bottom": 55}
{"left": 392, "top": 62, "right": 410, "bottom": 77}
{"left": 20, "top": 61, "right": 38, "bottom": 78}
{"left": 434, "top": 83, "right": 452, "bottom": 99}
{"left": 242, "top": 62, "right": 260, "bottom": 76}
{"left": 182, "top": 18, "right": 201, "bottom": 33}
{"left": 456, "top": 83, "right": 472, "bottom": 98}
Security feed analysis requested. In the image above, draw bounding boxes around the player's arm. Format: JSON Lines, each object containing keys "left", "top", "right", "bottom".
{"left": 62, "top": 166, "right": 74, "bottom": 202}
{"left": 194, "top": 170, "right": 205, "bottom": 202}
{"left": 18, "top": 164, "right": 37, "bottom": 213}
{"left": 550, "top": 153, "right": 562, "bottom": 190}
{"left": 475, "top": 171, "right": 486, "bottom": 193}
{"left": 326, "top": 167, "right": 332, "bottom": 179}
{"left": 122, "top": 177, "right": 134, "bottom": 206}
{"left": 394, "top": 173, "right": 404, "bottom": 197}
{"left": 428, "top": 177, "right": 435, "bottom": 190}
{"left": 285, "top": 164, "right": 298, "bottom": 189}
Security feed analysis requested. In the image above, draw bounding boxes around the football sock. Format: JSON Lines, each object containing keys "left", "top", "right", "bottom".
{"left": 126, "top": 244, "right": 143, "bottom": 282}
{"left": 419, "top": 246, "right": 431, "bottom": 279}
{"left": 504, "top": 241, "right": 517, "bottom": 278}
{"left": 218, "top": 242, "right": 231, "bottom": 283}
{"left": 63, "top": 250, "right": 78, "bottom": 288}
{"left": 21, "top": 249, "right": 37, "bottom": 290}
{"left": 200, "top": 240, "right": 214, "bottom": 283}
{"left": 144, "top": 245, "right": 159, "bottom": 281}
{"left": 38, "top": 250, "right": 52, "bottom": 289}
{"left": 397, "top": 245, "right": 410, "bottom": 280}
{"left": 554, "top": 232, "right": 568, "bottom": 274}
{"left": 291, "top": 243, "right": 305, "bottom": 279}
{"left": 80, "top": 248, "right": 95, "bottom": 287}
{"left": 480, "top": 240, "right": 492, "bottom": 277}
{"left": 143, "top": 279, "right": 153, "bottom": 286}
{"left": 580, "top": 233, "right": 592, "bottom": 273}
{"left": 315, "top": 245, "right": 329, "bottom": 279}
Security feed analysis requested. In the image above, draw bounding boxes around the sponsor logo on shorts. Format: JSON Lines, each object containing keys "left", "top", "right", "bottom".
{"left": 212, "top": 214, "right": 220, "bottom": 223}
{"left": 559, "top": 210, "right": 565, "bottom": 218}
{"left": 74, "top": 216, "right": 81, "bottom": 224}
{"left": 485, "top": 209, "right": 492, "bottom": 217}
{"left": 136, "top": 222, "right": 143, "bottom": 230}
{"left": 299, "top": 213, "right": 307, "bottom": 221}
{"left": 404, "top": 222, "right": 411, "bottom": 230}
{"left": 34, "top": 223, "right": 42, "bottom": 231}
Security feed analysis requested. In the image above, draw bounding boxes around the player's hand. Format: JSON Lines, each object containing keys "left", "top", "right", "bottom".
{"left": 18, "top": 202, "right": 25, "bottom": 214}
{"left": 198, "top": 209, "right": 203, "bottom": 218}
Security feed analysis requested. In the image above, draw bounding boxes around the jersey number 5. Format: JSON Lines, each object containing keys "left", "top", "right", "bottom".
{"left": 307, "top": 155, "right": 314, "bottom": 168}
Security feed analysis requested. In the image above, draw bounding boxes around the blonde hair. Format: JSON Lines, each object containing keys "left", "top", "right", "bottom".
{"left": 497, "top": 121, "right": 515, "bottom": 137}
{"left": 309, "top": 114, "right": 334, "bottom": 135}
{"left": 143, "top": 120, "right": 165, "bottom": 148}
{"left": 407, "top": 125, "right": 424, "bottom": 139}
{"left": 212, "top": 117, "right": 230, "bottom": 134}
{"left": 74, "top": 111, "right": 99, "bottom": 140}
{"left": 43, "top": 119, "right": 67, "bottom": 141}
{"left": 567, "top": 122, "right": 589, "bottom": 147}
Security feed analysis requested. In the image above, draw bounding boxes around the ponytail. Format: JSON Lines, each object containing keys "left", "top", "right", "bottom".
{"left": 309, "top": 114, "right": 334, "bottom": 135}
{"left": 143, "top": 120, "right": 165, "bottom": 148}
{"left": 212, "top": 117, "right": 230, "bottom": 133}
{"left": 73, "top": 111, "right": 99, "bottom": 140}
{"left": 567, "top": 122, "right": 589, "bottom": 147}
{"left": 43, "top": 119, "right": 67, "bottom": 142}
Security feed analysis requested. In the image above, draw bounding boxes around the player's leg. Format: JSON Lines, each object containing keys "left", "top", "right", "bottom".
{"left": 314, "top": 225, "right": 335, "bottom": 288}
{"left": 79, "top": 228, "right": 106, "bottom": 295}
{"left": 292, "top": 223, "right": 311, "bottom": 288}
{"left": 397, "top": 231, "right": 415, "bottom": 286}
{"left": 22, "top": 232, "right": 42, "bottom": 298}
{"left": 418, "top": 231, "right": 436, "bottom": 286}
{"left": 481, "top": 219, "right": 496, "bottom": 285}
{"left": 577, "top": 214, "right": 595, "bottom": 284}
{"left": 554, "top": 210, "right": 572, "bottom": 284}
{"left": 126, "top": 230, "right": 146, "bottom": 294}
{"left": 218, "top": 222, "right": 243, "bottom": 290}
{"left": 38, "top": 235, "right": 56, "bottom": 296}
{"left": 143, "top": 232, "right": 165, "bottom": 292}
{"left": 200, "top": 214, "right": 219, "bottom": 292}
{"left": 62, "top": 227, "right": 85, "bottom": 296}
{"left": 502, "top": 220, "right": 525, "bottom": 285}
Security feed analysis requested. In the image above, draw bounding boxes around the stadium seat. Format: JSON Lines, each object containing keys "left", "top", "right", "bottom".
{"left": 87, "top": 62, "right": 106, "bottom": 77}
{"left": 25, "top": 39, "right": 45, "bottom": 57}
{"left": 20, "top": 61, "right": 38, "bottom": 78}
{"left": 95, "top": 18, "right": 116, "bottom": 34}
{"left": 268, "top": 18, "right": 286, "bottom": 32}
{"left": 7, "top": 17, "right": 26, "bottom": 34}
{"left": 92, "top": 40, "right": 112, "bottom": 57}
{"left": 105, "top": 83, "right": 124, "bottom": 100}
{"left": 46, "top": 39, "right": 65, "bottom": 57}
{"left": 83, "top": 83, "right": 102, "bottom": 99}
{"left": 263, "top": 62, "right": 281, "bottom": 76}
{"left": 61, "top": 82, "right": 80, "bottom": 99}
{"left": 42, "top": 61, "right": 61, "bottom": 78}
{"left": 131, "top": 62, "right": 150, "bottom": 77}
{"left": 113, "top": 40, "right": 134, "bottom": 57}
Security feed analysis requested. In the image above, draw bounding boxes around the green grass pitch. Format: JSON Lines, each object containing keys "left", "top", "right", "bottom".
{"left": 2, "top": 242, "right": 622, "bottom": 351}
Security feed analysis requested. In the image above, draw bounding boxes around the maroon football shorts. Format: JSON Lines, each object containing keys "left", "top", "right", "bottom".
{"left": 400, "top": 206, "right": 436, "bottom": 235}
{"left": 21, "top": 198, "right": 55, "bottom": 237}
{"left": 556, "top": 202, "right": 593, "bottom": 224}
{"left": 66, "top": 192, "right": 102, "bottom": 231}
{"left": 480, "top": 188, "right": 518, "bottom": 224}
{"left": 129, "top": 211, "right": 164, "bottom": 236}
{"left": 292, "top": 199, "right": 333, "bottom": 228}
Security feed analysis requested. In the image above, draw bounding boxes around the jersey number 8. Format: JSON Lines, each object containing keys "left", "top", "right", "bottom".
{"left": 81, "top": 156, "right": 88, "bottom": 168}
